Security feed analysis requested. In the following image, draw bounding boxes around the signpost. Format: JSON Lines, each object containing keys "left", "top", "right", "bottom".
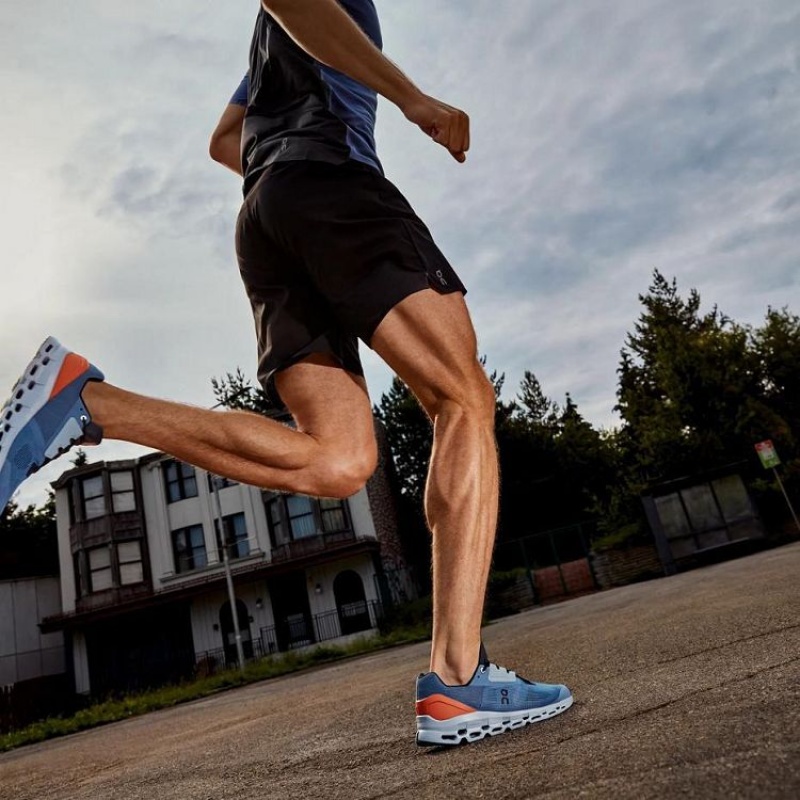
{"left": 755, "top": 440, "right": 800, "bottom": 534}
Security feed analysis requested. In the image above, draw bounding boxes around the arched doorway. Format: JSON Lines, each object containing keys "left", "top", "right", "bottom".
{"left": 219, "top": 599, "right": 253, "bottom": 664}
{"left": 333, "top": 570, "right": 371, "bottom": 635}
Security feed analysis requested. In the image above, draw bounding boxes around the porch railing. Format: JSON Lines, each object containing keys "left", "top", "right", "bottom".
{"left": 193, "top": 599, "right": 385, "bottom": 674}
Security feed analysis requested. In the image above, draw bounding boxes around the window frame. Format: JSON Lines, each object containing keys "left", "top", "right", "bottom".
{"left": 285, "top": 495, "right": 317, "bottom": 540}
{"left": 110, "top": 470, "right": 137, "bottom": 514}
{"left": 265, "top": 495, "right": 351, "bottom": 549}
{"left": 319, "top": 497, "right": 349, "bottom": 534}
{"left": 87, "top": 545, "right": 113, "bottom": 593}
{"left": 163, "top": 460, "right": 199, "bottom": 504}
{"left": 117, "top": 540, "right": 145, "bottom": 586}
{"left": 172, "top": 524, "right": 208, "bottom": 574}
{"left": 215, "top": 512, "right": 251, "bottom": 561}
{"left": 80, "top": 474, "right": 107, "bottom": 520}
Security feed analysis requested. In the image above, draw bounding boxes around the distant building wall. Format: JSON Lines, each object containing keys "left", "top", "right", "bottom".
{"left": 592, "top": 545, "right": 664, "bottom": 589}
{"left": 0, "top": 577, "right": 64, "bottom": 685}
{"left": 365, "top": 422, "right": 405, "bottom": 569}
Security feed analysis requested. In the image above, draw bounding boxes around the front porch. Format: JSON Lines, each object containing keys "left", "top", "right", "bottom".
{"left": 194, "top": 599, "right": 386, "bottom": 674}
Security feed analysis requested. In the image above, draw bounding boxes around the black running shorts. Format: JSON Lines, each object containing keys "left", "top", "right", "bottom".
{"left": 235, "top": 160, "right": 467, "bottom": 408}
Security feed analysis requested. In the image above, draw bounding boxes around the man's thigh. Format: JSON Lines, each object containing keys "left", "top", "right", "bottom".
{"left": 369, "top": 289, "right": 483, "bottom": 415}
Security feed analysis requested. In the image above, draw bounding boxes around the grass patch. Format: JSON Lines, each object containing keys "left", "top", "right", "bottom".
{"left": 0, "top": 622, "right": 430, "bottom": 753}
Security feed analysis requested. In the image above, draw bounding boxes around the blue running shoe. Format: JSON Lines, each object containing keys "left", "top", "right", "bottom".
{"left": 0, "top": 337, "right": 104, "bottom": 514}
{"left": 415, "top": 645, "right": 573, "bottom": 746}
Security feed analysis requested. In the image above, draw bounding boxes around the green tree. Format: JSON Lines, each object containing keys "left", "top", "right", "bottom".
{"left": 603, "top": 271, "right": 800, "bottom": 543}
{"left": 211, "top": 368, "right": 279, "bottom": 416}
{"left": 372, "top": 376, "right": 431, "bottom": 502}
{"left": 616, "top": 271, "right": 765, "bottom": 481}
{"left": 751, "top": 307, "right": 800, "bottom": 446}
{"left": 0, "top": 495, "right": 59, "bottom": 578}
{"left": 516, "top": 370, "right": 559, "bottom": 429}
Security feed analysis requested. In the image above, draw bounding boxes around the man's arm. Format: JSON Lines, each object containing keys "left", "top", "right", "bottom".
{"left": 262, "top": 0, "right": 470, "bottom": 162}
{"left": 210, "top": 103, "right": 246, "bottom": 175}
{"left": 210, "top": 74, "right": 248, "bottom": 175}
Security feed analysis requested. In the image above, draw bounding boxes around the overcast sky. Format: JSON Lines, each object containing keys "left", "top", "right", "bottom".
{"left": 2, "top": 0, "right": 799, "bottom": 509}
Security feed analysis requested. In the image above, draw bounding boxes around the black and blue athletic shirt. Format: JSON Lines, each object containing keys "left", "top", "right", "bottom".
{"left": 230, "top": 0, "right": 384, "bottom": 195}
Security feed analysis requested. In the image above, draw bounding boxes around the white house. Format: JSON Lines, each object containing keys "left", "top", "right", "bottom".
{"left": 44, "top": 426, "right": 413, "bottom": 697}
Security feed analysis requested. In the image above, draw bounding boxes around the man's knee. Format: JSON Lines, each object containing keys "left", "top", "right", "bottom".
{"left": 427, "top": 365, "right": 496, "bottom": 424}
{"left": 316, "top": 440, "right": 379, "bottom": 499}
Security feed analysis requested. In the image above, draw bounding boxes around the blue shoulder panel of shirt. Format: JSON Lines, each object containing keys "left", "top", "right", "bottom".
{"left": 230, "top": 74, "right": 249, "bottom": 107}
{"left": 228, "top": 0, "right": 380, "bottom": 108}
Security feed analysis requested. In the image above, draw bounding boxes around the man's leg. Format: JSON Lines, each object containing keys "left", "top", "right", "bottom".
{"left": 81, "top": 353, "right": 377, "bottom": 500}
{"left": 370, "top": 288, "right": 498, "bottom": 686}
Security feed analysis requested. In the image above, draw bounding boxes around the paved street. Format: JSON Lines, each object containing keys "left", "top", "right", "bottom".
{"left": 1, "top": 542, "right": 798, "bottom": 800}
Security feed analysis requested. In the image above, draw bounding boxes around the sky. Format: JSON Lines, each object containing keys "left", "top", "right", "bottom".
{"left": 1, "top": 0, "right": 799, "bottom": 509}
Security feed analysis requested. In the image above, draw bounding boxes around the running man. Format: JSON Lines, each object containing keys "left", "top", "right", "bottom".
{"left": 0, "top": 0, "right": 572, "bottom": 746}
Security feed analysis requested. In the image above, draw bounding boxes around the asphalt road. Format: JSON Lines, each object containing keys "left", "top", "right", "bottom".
{"left": 1, "top": 542, "right": 798, "bottom": 800}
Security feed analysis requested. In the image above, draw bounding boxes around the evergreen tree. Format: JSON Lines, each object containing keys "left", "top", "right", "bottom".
{"left": 616, "top": 270, "right": 764, "bottom": 480}
{"left": 211, "top": 368, "right": 280, "bottom": 416}
{"left": 373, "top": 376, "right": 432, "bottom": 502}
{"left": 516, "top": 370, "right": 559, "bottom": 429}
{"left": 604, "top": 271, "right": 800, "bottom": 543}
{"left": 0, "top": 496, "right": 59, "bottom": 578}
{"left": 751, "top": 307, "right": 800, "bottom": 446}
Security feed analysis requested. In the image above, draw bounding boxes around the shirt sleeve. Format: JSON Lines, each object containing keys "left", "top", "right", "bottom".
{"left": 229, "top": 74, "right": 249, "bottom": 107}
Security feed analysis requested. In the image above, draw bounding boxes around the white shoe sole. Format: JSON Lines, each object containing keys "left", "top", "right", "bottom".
{"left": 416, "top": 693, "right": 574, "bottom": 746}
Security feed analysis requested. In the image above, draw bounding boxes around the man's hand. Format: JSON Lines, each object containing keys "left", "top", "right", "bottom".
{"left": 402, "top": 93, "right": 470, "bottom": 163}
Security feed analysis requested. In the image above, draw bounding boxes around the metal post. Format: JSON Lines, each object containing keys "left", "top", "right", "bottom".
{"left": 210, "top": 475, "right": 246, "bottom": 672}
{"left": 772, "top": 467, "right": 800, "bottom": 535}
{"left": 519, "top": 538, "right": 537, "bottom": 603}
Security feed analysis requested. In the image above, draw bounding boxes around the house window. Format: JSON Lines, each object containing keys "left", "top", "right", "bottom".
{"left": 172, "top": 524, "right": 207, "bottom": 573}
{"left": 265, "top": 495, "right": 351, "bottom": 548}
{"left": 267, "top": 497, "right": 288, "bottom": 547}
{"left": 164, "top": 460, "right": 198, "bottom": 503}
{"left": 118, "top": 540, "right": 144, "bottom": 585}
{"left": 286, "top": 495, "right": 317, "bottom": 539}
{"left": 81, "top": 475, "right": 106, "bottom": 520}
{"left": 320, "top": 498, "right": 347, "bottom": 533}
{"left": 88, "top": 546, "right": 113, "bottom": 592}
{"left": 111, "top": 471, "right": 136, "bottom": 513}
{"left": 215, "top": 512, "right": 250, "bottom": 561}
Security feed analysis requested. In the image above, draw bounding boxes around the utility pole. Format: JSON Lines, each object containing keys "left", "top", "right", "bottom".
{"left": 210, "top": 475, "right": 246, "bottom": 673}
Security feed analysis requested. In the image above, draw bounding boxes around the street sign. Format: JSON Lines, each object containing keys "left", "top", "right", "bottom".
{"left": 755, "top": 440, "right": 781, "bottom": 470}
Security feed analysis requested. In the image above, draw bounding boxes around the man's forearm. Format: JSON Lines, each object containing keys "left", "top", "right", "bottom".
{"left": 210, "top": 134, "right": 244, "bottom": 176}
{"left": 210, "top": 103, "right": 245, "bottom": 176}
{"left": 263, "top": 0, "right": 423, "bottom": 112}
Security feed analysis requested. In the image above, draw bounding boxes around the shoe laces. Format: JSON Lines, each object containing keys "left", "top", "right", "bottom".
{"left": 480, "top": 662, "right": 517, "bottom": 680}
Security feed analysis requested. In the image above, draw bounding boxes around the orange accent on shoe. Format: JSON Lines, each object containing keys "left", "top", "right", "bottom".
{"left": 50, "top": 353, "right": 90, "bottom": 399}
{"left": 415, "top": 694, "right": 477, "bottom": 721}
